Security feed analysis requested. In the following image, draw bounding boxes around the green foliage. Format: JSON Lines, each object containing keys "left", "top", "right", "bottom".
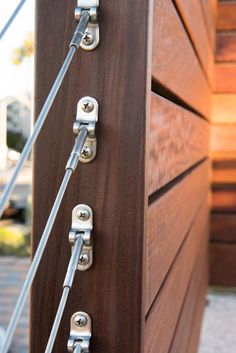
{"left": 12, "top": 32, "right": 34, "bottom": 66}
{"left": 7, "top": 131, "right": 26, "bottom": 152}
{"left": 0, "top": 226, "right": 30, "bottom": 257}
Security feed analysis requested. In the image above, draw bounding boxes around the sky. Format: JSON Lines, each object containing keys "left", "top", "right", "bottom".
{"left": 0, "top": 0, "right": 35, "bottom": 99}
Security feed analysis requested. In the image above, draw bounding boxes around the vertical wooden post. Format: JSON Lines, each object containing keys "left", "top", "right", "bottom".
{"left": 31, "top": 1, "right": 151, "bottom": 352}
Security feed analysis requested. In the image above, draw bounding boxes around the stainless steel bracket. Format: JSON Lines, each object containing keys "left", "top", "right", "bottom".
{"left": 67, "top": 312, "right": 92, "bottom": 353}
{"left": 73, "top": 97, "right": 98, "bottom": 163}
{"left": 75, "top": 0, "right": 99, "bottom": 51}
{"left": 69, "top": 204, "right": 93, "bottom": 271}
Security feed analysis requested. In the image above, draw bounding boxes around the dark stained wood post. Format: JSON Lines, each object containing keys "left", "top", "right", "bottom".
{"left": 31, "top": 1, "right": 152, "bottom": 353}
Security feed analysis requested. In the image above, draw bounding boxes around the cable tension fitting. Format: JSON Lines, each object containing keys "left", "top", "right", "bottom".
{"left": 0, "top": 97, "right": 98, "bottom": 353}
{"left": 68, "top": 312, "right": 92, "bottom": 353}
{"left": 74, "top": 0, "right": 99, "bottom": 51}
{"left": 44, "top": 205, "right": 94, "bottom": 353}
{"left": 72, "top": 96, "right": 99, "bottom": 164}
{"left": 0, "top": 1, "right": 100, "bottom": 218}
{"left": 69, "top": 204, "right": 94, "bottom": 271}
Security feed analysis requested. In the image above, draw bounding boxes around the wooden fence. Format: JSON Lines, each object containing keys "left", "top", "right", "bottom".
{"left": 30, "top": 1, "right": 225, "bottom": 353}
{"left": 211, "top": 0, "right": 236, "bottom": 286}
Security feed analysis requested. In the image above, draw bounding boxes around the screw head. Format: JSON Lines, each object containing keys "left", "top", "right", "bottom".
{"left": 81, "top": 99, "right": 94, "bottom": 113}
{"left": 81, "top": 146, "right": 93, "bottom": 160}
{"left": 82, "top": 32, "right": 95, "bottom": 46}
{"left": 77, "top": 209, "right": 90, "bottom": 221}
{"left": 79, "top": 253, "right": 89, "bottom": 266}
{"left": 74, "top": 314, "right": 87, "bottom": 327}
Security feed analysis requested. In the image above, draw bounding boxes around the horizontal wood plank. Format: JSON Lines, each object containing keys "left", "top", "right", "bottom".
{"left": 217, "top": 1, "right": 236, "bottom": 30}
{"left": 212, "top": 158, "right": 236, "bottom": 184}
{"left": 152, "top": 0, "right": 211, "bottom": 118}
{"left": 212, "top": 186, "right": 236, "bottom": 212}
{"left": 216, "top": 33, "right": 236, "bottom": 62}
{"left": 145, "top": 161, "right": 209, "bottom": 312}
{"left": 210, "top": 243, "right": 236, "bottom": 286}
{"left": 145, "top": 202, "right": 209, "bottom": 353}
{"left": 212, "top": 94, "right": 236, "bottom": 123}
{"left": 185, "top": 264, "right": 208, "bottom": 353}
{"left": 175, "top": 0, "right": 213, "bottom": 79}
{"left": 211, "top": 213, "right": 236, "bottom": 243}
{"left": 211, "top": 124, "right": 236, "bottom": 153}
{"left": 149, "top": 93, "right": 209, "bottom": 194}
{"left": 214, "top": 64, "right": 236, "bottom": 93}
{"left": 168, "top": 245, "right": 208, "bottom": 353}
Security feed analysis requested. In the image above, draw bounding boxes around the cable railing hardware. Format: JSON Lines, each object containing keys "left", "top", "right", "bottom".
{"left": 0, "top": 97, "right": 99, "bottom": 353}
{"left": 67, "top": 311, "right": 92, "bottom": 353}
{"left": 0, "top": 0, "right": 100, "bottom": 218}
{"left": 45, "top": 204, "right": 94, "bottom": 353}
{"left": 0, "top": 0, "right": 27, "bottom": 41}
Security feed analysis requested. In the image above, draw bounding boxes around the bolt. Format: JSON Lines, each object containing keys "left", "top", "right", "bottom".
{"left": 79, "top": 253, "right": 89, "bottom": 266}
{"left": 81, "top": 146, "right": 93, "bottom": 160}
{"left": 77, "top": 209, "right": 90, "bottom": 221}
{"left": 82, "top": 32, "right": 94, "bottom": 46}
{"left": 74, "top": 315, "right": 87, "bottom": 327}
{"left": 81, "top": 99, "right": 94, "bottom": 113}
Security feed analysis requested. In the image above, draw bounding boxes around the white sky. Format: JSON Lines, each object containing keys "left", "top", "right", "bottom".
{"left": 0, "top": 0, "right": 35, "bottom": 99}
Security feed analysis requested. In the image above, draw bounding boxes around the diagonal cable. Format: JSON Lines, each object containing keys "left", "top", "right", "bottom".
{"left": 0, "top": 0, "right": 27, "bottom": 41}
{"left": 0, "top": 127, "right": 88, "bottom": 353}
{"left": 0, "top": 10, "right": 90, "bottom": 218}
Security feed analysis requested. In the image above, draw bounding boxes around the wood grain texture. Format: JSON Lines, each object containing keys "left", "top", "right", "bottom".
{"left": 211, "top": 124, "right": 236, "bottom": 153}
{"left": 216, "top": 33, "right": 236, "bottom": 62}
{"left": 145, "top": 161, "right": 209, "bottom": 313}
{"left": 217, "top": 1, "right": 236, "bottom": 30}
{"left": 212, "top": 94, "right": 236, "bottom": 123}
{"left": 185, "top": 273, "right": 207, "bottom": 353}
{"left": 152, "top": 0, "right": 211, "bottom": 118}
{"left": 168, "top": 244, "right": 208, "bottom": 353}
{"left": 174, "top": 0, "right": 213, "bottom": 80}
{"left": 211, "top": 213, "right": 236, "bottom": 243}
{"left": 145, "top": 202, "right": 209, "bottom": 353}
{"left": 214, "top": 64, "right": 236, "bottom": 93}
{"left": 149, "top": 93, "right": 209, "bottom": 195}
{"left": 210, "top": 243, "right": 236, "bottom": 286}
{"left": 31, "top": 1, "right": 151, "bottom": 353}
{"left": 200, "top": 0, "right": 217, "bottom": 49}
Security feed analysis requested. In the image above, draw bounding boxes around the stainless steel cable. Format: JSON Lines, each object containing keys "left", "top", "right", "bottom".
{"left": 0, "top": 0, "right": 27, "bottom": 41}
{"left": 0, "top": 10, "right": 90, "bottom": 218}
{"left": 44, "top": 236, "right": 84, "bottom": 353}
{"left": 74, "top": 345, "right": 82, "bottom": 353}
{"left": 0, "top": 127, "right": 88, "bottom": 353}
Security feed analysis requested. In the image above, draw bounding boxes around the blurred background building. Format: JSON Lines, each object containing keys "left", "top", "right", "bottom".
{"left": 0, "top": 1, "right": 34, "bottom": 351}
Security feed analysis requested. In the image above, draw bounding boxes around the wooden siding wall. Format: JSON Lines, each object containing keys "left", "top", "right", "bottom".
{"left": 211, "top": 0, "right": 236, "bottom": 286}
{"left": 32, "top": 1, "right": 215, "bottom": 353}
{"left": 144, "top": 1, "right": 214, "bottom": 353}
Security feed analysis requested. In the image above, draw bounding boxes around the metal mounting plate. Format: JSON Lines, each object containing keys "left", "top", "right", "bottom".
{"left": 71, "top": 204, "right": 93, "bottom": 238}
{"left": 69, "top": 204, "right": 93, "bottom": 271}
{"left": 78, "top": 245, "right": 93, "bottom": 271}
{"left": 73, "top": 97, "right": 98, "bottom": 164}
{"left": 77, "top": 0, "right": 99, "bottom": 7}
{"left": 75, "top": 0, "right": 99, "bottom": 51}
{"left": 81, "top": 24, "right": 99, "bottom": 51}
{"left": 67, "top": 312, "right": 92, "bottom": 353}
